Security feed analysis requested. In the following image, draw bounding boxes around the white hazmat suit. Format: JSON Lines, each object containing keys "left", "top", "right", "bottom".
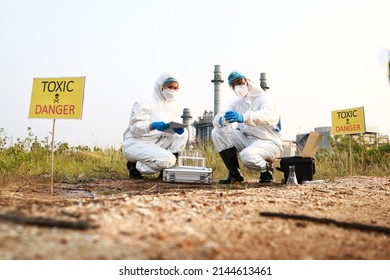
{"left": 212, "top": 76, "right": 283, "bottom": 173}
{"left": 122, "top": 73, "right": 189, "bottom": 174}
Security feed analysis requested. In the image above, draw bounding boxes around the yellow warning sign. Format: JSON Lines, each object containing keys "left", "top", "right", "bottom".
{"left": 29, "top": 77, "right": 85, "bottom": 119}
{"left": 331, "top": 106, "right": 366, "bottom": 135}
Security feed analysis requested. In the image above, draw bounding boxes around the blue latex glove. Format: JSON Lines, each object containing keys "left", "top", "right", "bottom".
{"left": 218, "top": 116, "right": 226, "bottom": 127}
{"left": 151, "top": 121, "right": 169, "bottom": 131}
{"left": 224, "top": 111, "right": 244, "bottom": 123}
{"left": 275, "top": 117, "right": 282, "bottom": 132}
{"left": 173, "top": 128, "right": 185, "bottom": 135}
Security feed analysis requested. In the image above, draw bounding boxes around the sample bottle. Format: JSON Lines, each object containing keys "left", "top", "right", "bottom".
{"left": 286, "top": 165, "right": 298, "bottom": 185}
{"left": 222, "top": 116, "right": 230, "bottom": 126}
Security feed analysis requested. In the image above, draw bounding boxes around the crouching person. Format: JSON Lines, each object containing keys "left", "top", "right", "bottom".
{"left": 212, "top": 71, "right": 283, "bottom": 184}
{"left": 122, "top": 72, "right": 188, "bottom": 179}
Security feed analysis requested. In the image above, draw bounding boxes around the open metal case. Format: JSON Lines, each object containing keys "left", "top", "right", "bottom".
{"left": 162, "top": 153, "right": 213, "bottom": 184}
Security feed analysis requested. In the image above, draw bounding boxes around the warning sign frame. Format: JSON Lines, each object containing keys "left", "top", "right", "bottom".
{"left": 29, "top": 76, "right": 85, "bottom": 119}
{"left": 331, "top": 106, "right": 366, "bottom": 136}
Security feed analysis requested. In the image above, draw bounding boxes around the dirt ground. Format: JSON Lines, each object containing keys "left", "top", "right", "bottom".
{"left": 0, "top": 176, "right": 389, "bottom": 260}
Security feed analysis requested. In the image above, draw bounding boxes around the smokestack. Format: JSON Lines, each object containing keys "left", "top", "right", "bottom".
{"left": 181, "top": 108, "right": 192, "bottom": 125}
{"left": 211, "top": 65, "right": 224, "bottom": 117}
{"left": 260, "top": 72, "right": 269, "bottom": 91}
{"left": 181, "top": 108, "right": 193, "bottom": 142}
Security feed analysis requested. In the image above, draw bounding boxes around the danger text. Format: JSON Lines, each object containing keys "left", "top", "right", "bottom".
{"left": 35, "top": 104, "right": 75, "bottom": 115}
{"left": 335, "top": 124, "right": 361, "bottom": 132}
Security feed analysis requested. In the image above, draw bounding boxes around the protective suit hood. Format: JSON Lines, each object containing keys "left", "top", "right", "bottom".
{"left": 244, "top": 78, "right": 264, "bottom": 99}
{"left": 153, "top": 72, "right": 179, "bottom": 101}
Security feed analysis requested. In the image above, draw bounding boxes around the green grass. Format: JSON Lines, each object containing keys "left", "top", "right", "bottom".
{"left": 1, "top": 128, "right": 389, "bottom": 186}
{"left": 315, "top": 135, "right": 390, "bottom": 178}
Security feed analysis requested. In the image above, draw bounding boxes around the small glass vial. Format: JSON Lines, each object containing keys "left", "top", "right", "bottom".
{"left": 286, "top": 165, "right": 298, "bottom": 185}
{"left": 222, "top": 117, "right": 230, "bottom": 126}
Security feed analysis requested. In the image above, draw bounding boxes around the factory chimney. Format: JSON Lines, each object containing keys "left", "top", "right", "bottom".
{"left": 260, "top": 72, "right": 269, "bottom": 91}
{"left": 211, "top": 65, "right": 224, "bottom": 117}
{"left": 181, "top": 108, "right": 192, "bottom": 125}
{"left": 181, "top": 108, "right": 194, "bottom": 142}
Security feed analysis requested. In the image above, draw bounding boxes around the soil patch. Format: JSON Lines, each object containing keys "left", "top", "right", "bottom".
{"left": 0, "top": 176, "right": 389, "bottom": 259}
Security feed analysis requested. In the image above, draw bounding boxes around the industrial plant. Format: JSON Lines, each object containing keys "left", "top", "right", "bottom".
{"left": 180, "top": 65, "right": 389, "bottom": 156}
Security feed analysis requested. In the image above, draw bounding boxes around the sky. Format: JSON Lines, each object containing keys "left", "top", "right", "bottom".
{"left": 1, "top": 0, "right": 389, "bottom": 148}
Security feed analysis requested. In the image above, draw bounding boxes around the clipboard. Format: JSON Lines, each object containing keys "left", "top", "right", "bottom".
{"left": 165, "top": 121, "right": 188, "bottom": 134}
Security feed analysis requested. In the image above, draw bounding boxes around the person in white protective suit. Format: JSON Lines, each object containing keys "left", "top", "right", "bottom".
{"left": 122, "top": 72, "right": 189, "bottom": 179}
{"left": 212, "top": 71, "right": 282, "bottom": 184}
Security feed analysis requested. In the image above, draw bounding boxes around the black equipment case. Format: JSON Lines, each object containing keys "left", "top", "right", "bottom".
{"left": 276, "top": 156, "right": 315, "bottom": 184}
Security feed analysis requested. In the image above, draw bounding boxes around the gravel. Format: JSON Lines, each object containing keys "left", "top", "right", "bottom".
{"left": 0, "top": 176, "right": 389, "bottom": 260}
